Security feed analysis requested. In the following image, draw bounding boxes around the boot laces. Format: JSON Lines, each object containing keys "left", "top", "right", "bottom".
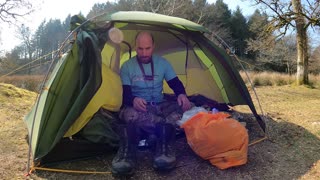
{"left": 161, "top": 127, "right": 169, "bottom": 156}
{"left": 117, "top": 131, "right": 132, "bottom": 161}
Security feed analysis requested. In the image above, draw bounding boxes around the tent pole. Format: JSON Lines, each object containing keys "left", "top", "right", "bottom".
{"left": 25, "top": 40, "right": 72, "bottom": 176}
{"left": 25, "top": 21, "right": 86, "bottom": 175}
{"left": 209, "top": 32, "right": 266, "bottom": 131}
{"left": 25, "top": 12, "right": 114, "bottom": 174}
{"left": 211, "top": 32, "right": 265, "bottom": 114}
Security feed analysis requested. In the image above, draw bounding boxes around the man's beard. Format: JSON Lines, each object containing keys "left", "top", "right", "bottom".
{"left": 137, "top": 56, "right": 152, "bottom": 64}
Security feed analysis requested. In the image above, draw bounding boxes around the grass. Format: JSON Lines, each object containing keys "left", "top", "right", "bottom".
{"left": 240, "top": 71, "right": 320, "bottom": 88}
{"left": 1, "top": 72, "right": 319, "bottom": 92}
{"left": 0, "top": 75, "right": 44, "bottom": 92}
{"left": 230, "top": 85, "right": 320, "bottom": 180}
{"left": 0, "top": 83, "right": 37, "bottom": 179}
{"left": 0, "top": 72, "right": 320, "bottom": 179}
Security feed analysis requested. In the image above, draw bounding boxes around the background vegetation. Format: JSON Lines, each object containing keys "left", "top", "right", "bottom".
{"left": 0, "top": 0, "right": 320, "bottom": 80}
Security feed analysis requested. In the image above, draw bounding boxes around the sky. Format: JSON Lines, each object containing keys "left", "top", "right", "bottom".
{"left": 0, "top": 0, "right": 256, "bottom": 53}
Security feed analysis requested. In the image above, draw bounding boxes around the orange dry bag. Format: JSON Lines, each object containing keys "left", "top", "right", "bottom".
{"left": 181, "top": 112, "right": 249, "bottom": 169}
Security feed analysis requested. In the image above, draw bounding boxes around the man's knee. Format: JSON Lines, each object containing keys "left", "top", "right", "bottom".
{"left": 119, "top": 106, "right": 139, "bottom": 123}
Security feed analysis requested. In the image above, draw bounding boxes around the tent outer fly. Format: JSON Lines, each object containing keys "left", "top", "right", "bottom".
{"left": 24, "top": 11, "right": 265, "bottom": 170}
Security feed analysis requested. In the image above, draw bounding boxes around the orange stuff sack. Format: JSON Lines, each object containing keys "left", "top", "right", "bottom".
{"left": 181, "top": 112, "right": 249, "bottom": 169}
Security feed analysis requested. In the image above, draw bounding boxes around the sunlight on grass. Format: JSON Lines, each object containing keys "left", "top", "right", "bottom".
{"left": 0, "top": 83, "right": 36, "bottom": 179}
{"left": 0, "top": 75, "right": 44, "bottom": 92}
{"left": 240, "top": 71, "right": 320, "bottom": 88}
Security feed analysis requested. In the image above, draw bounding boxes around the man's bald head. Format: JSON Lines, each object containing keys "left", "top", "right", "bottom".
{"left": 135, "top": 31, "right": 154, "bottom": 44}
{"left": 135, "top": 31, "right": 155, "bottom": 63}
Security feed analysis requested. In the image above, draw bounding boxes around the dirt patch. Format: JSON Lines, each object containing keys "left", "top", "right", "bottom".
{"left": 31, "top": 114, "right": 320, "bottom": 180}
{"left": 1, "top": 83, "right": 320, "bottom": 179}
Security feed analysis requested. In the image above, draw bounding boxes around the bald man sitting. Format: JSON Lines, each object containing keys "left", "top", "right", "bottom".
{"left": 111, "top": 31, "right": 191, "bottom": 176}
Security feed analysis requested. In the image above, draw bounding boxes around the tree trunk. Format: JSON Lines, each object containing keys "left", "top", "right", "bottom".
{"left": 292, "top": 0, "right": 309, "bottom": 85}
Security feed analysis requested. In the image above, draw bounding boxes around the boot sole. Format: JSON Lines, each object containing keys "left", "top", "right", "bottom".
{"left": 111, "top": 168, "right": 135, "bottom": 177}
{"left": 153, "top": 162, "right": 176, "bottom": 171}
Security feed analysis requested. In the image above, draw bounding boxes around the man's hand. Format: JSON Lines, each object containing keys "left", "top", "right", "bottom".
{"left": 177, "top": 94, "right": 191, "bottom": 112}
{"left": 133, "top": 97, "right": 147, "bottom": 112}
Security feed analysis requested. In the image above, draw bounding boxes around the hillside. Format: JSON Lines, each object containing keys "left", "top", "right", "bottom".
{"left": 0, "top": 83, "right": 37, "bottom": 179}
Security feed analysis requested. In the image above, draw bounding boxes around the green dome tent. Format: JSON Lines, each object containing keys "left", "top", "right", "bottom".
{"left": 24, "top": 11, "right": 265, "bottom": 169}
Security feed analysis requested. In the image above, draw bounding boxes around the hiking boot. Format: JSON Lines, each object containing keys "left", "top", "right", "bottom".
{"left": 153, "top": 123, "right": 176, "bottom": 170}
{"left": 111, "top": 124, "right": 137, "bottom": 176}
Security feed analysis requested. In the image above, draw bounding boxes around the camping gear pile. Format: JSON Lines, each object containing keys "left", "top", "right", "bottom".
{"left": 181, "top": 111, "right": 249, "bottom": 169}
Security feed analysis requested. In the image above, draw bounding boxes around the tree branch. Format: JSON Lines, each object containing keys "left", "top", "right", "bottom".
{"left": 0, "top": 0, "right": 33, "bottom": 24}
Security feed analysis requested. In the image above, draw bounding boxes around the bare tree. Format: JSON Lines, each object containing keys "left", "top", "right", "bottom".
{"left": 250, "top": 0, "right": 320, "bottom": 85}
{"left": 16, "top": 24, "right": 34, "bottom": 60}
{"left": 309, "top": 45, "right": 320, "bottom": 74}
{"left": 133, "top": 0, "right": 190, "bottom": 16}
{"left": 0, "top": 0, "right": 34, "bottom": 52}
{"left": 0, "top": 49, "right": 20, "bottom": 75}
{"left": 15, "top": 24, "right": 35, "bottom": 74}
{"left": 0, "top": 30, "right": 2, "bottom": 54}
{"left": 0, "top": 0, "right": 33, "bottom": 23}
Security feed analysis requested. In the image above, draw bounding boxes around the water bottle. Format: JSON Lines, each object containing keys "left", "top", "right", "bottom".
{"left": 211, "top": 108, "right": 219, "bottom": 114}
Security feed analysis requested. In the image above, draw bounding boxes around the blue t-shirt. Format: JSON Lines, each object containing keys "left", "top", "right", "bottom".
{"left": 120, "top": 55, "right": 176, "bottom": 103}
